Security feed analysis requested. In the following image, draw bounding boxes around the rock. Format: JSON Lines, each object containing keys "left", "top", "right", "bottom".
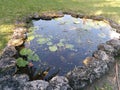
{"left": 14, "top": 27, "right": 27, "bottom": 34}
{"left": 0, "top": 57, "right": 16, "bottom": 69}
{"left": 83, "top": 57, "right": 95, "bottom": 66}
{"left": 8, "top": 39, "right": 24, "bottom": 46}
{"left": 92, "top": 60, "right": 109, "bottom": 79}
{"left": 0, "top": 74, "right": 29, "bottom": 90}
{"left": 13, "top": 74, "right": 29, "bottom": 83}
{"left": 98, "top": 43, "right": 114, "bottom": 55}
{"left": 106, "top": 39, "right": 120, "bottom": 50}
{"left": 66, "top": 67, "right": 91, "bottom": 89}
{"left": 93, "top": 50, "right": 109, "bottom": 61}
{"left": 48, "top": 76, "right": 73, "bottom": 90}
{"left": 2, "top": 46, "right": 17, "bottom": 58}
{"left": 23, "top": 80, "right": 49, "bottom": 90}
{"left": 12, "top": 32, "right": 27, "bottom": 39}
{"left": 93, "top": 50, "right": 115, "bottom": 64}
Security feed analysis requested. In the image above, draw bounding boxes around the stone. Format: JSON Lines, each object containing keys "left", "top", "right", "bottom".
{"left": 66, "top": 67, "right": 91, "bottom": 89}
{"left": 14, "top": 27, "right": 27, "bottom": 34}
{"left": 23, "top": 80, "right": 49, "bottom": 90}
{"left": 2, "top": 46, "right": 17, "bottom": 58}
{"left": 8, "top": 39, "right": 24, "bottom": 46}
{"left": 0, "top": 57, "right": 16, "bottom": 69}
{"left": 98, "top": 43, "right": 114, "bottom": 55}
{"left": 12, "top": 32, "right": 27, "bottom": 39}
{"left": 83, "top": 57, "right": 95, "bottom": 66}
{"left": 0, "top": 74, "right": 29, "bottom": 90}
{"left": 93, "top": 50, "right": 115, "bottom": 64}
{"left": 106, "top": 39, "right": 120, "bottom": 50}
{"left": 48, "top": 76, "right": 73, "bottom": 90}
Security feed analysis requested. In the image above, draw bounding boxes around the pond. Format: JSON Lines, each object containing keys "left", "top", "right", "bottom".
{"left": 25, "top": 15, "right": 120, "bottom": 75}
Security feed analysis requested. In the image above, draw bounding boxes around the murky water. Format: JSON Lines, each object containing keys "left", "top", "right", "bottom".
{"left": 26, "top": 15, "right": 120, "bottom": 75}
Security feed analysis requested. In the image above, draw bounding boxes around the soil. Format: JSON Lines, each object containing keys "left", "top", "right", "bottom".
{"left": 84, "top": 60, "right": 120, "bottom": 90}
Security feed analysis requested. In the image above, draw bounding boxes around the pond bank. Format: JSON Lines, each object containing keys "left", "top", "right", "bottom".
{"left": 0, "top": 12, "right": 120, "bottom": 90}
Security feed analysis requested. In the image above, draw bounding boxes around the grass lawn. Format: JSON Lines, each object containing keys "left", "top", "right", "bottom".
{"left": 0, "top": 0, "right": 120, "bottom": 52}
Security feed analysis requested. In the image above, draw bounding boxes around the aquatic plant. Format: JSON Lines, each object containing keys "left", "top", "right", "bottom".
{"left": 16, "top": 48, "right": 40, "bottom": 67}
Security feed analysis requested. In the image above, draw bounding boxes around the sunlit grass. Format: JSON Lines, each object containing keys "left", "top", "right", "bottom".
{"left": 0, "top": 25, "right": 14, "bottom": 53}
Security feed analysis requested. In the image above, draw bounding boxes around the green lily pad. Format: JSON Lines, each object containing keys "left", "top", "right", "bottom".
{"left": 37, "top": 38, "right": 48, "bottom": 44}
{"left": 57, "top": 42, "right": 64, "bottom": 47}
{"left": 60, "top": 39, "right": 65, "bottom": 42}
{"left": 27, "top": 35, "right": 35, "bottom": 42}
{"left": 28, "top": 54, "right": 40, "bottom": 61}
{"left": 16, "top": 58, "right": 29, "bottom": 67}
{"left": 47, "top": 42, "right": 53, "bottom": 46}
{"left": 49, "top": 45, "right": 58, "bottom": 52}
{"left": 98, "top": 33, "right": 106, "bottom": 38}
{"left": 20, "top": 48, "right": 33, "bottom": 56}
{"left": 65, "top": 44, "right": 74, "bottom": 49}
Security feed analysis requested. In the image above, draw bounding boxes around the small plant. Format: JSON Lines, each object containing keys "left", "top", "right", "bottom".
{"left": 16, "top": 48, "right": 40, "bottom": 67}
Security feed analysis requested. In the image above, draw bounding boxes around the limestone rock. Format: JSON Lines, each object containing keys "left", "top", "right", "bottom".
{"left": 98, "top": 43, "right": 114, "bottom": 55}
{"left": 2, "top": 46, "right": 17, "bottom": 58}
{"left": 48, "top": 76, "right": 73, "bottom": 90}
{"left": 0, "top": 58, "right": 16, "bottom": 69}
{"left": 8, "top": 39, "right": 24, "bottom": 46}
{"left": 23, "top": 80, "right": 49, "bottom": 90}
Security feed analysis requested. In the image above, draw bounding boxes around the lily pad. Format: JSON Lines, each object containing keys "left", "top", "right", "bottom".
{"left": 57, "top": 42, "right": 64, "bottom": 47}
{"left": 47, "top": 42, "right": 53, "bottom": 46}
{"left": 27, "top": 35, "right": 35, "bottom": 42}
{"left": 49, "top": 45, "right": 58, "bottom": 52}
{"left": 16, "top": 58, "right": 29, "bottom": 67}
{"left": 98, "top": 33, "right": 106, "bottom": 38}
{"left": 20, "top": 48, "right": 33, "bottom": 56}
{"left": 65, "top": 44, "right": 74, "bottom": 49}
{"left": 37, "top": 38, "right": 49, "bottom": 45}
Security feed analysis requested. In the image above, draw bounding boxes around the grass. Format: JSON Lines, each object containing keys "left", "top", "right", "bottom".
{"left": 0, "top": 0, "right": 120, "bottom": 52}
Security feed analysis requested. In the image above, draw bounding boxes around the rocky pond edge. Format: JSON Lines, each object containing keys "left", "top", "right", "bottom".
{"left": 0, "top": 12, "right": 120, "bottom": 90}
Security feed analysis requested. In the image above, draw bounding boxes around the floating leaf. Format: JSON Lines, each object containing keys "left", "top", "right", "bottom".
{"left": 37, "top": 38, "right": 48, "bottom": 45}
{"left": 20, "top": 48, "right": 33, "bottom": 56}
{"left": 98, "top": 33, "right": 106, "bottom": 38}
{"left": 49, "top": 45, "right": 58, "bottom": 52}
{"left": 73, "top": 20, "right": 80, "bottom": 24}
{"left": 47, "top": 42, "right": 53, "bottom": 46}
{"left": 60, "top": 39, "right": 65, "bottom": 42}
{"left": 27, "top": 35, "right": 35, "bottom": 42}
{"left": 16, "top": 58, "right": 29, "bottom": 67}
{"left": 57, "top": 42, "right": 64, "bottom": 47}
{"left": 65, "top": 44, "right": 74, "bottom": 49}
{"left": 32, "top": 54, "right": 40, "bottom": 61}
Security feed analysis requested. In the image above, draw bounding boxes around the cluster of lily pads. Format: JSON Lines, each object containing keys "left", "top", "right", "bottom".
{"left": 27, "top": 29, "right": 75, "bottom": 52}
{"left": 16, "top": 48, "right": 40, "bottom": 67}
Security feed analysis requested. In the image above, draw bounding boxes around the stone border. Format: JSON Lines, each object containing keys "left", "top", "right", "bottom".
{"left": 0, "top": 12, "right": 120, "bottom": 90}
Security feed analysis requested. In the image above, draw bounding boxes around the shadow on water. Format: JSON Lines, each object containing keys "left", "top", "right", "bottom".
{"left": 25, "top": 14, "right": 120, "bottom": 76}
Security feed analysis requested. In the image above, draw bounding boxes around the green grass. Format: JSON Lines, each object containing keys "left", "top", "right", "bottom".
{"left": 0, "top": 0, "right": 120, "bottom": 52}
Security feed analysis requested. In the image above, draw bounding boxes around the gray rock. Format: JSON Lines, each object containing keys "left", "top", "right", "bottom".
{"left": 23, "top": 80, "right": 49, "bottom": 90}
{"left": 48, "top": 76, "right": 73, "bottom": 90}
{"left": 2, "top": 46, "right": 17, "bottom": 58}
{"left": 0, "top": 74, "right": 28, "bottom": 90}
{"left": 0, "top": 58, "right": 16, "bottom": 69}
{"left": 93, "top": 50, "right": 114, "bottom": 63}
{"left": 66, "top": 67, "right": 91, "bottom": 90}
{"left": 98, "top": 43, "right": 114, "bottom": 55}
{"left": 106, "top": 39, "right": 120, "bottom": 50}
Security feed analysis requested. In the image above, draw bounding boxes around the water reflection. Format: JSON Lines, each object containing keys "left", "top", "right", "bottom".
{"left": 26, "top": 15, "right": 120, "bottom": 75}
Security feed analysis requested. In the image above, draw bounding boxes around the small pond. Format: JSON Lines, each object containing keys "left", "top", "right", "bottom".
{"left": 26, "top": 15, "right": 120, "bottom": 75}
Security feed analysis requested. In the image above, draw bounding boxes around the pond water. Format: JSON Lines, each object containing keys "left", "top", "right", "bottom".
{"left": 26, "top": 15, "right": 120, "bottom": 75}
